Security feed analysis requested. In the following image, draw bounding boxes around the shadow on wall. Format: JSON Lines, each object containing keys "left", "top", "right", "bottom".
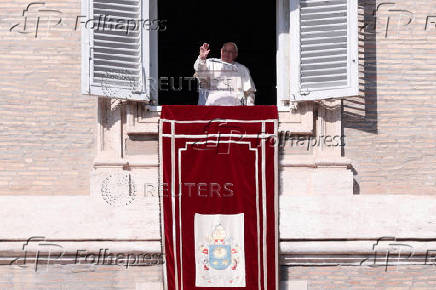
{"left": 342, "top": 0, "right": 378, "bottom": 195}
{"left": 342, "top": 0, "right": 378, "bottom": 135}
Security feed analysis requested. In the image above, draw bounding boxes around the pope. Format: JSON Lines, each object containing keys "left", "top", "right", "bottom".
{"left": 194, "top": 42, "right": 256, "bottom": 106}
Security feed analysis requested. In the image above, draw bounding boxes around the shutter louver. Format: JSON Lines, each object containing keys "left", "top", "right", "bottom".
{"left": 92, "top": 0, "right": 142, "bottom": 99}
{"left": 289, "top": 0, "right": 358, "bottom": 101}
{"left": 82, "top": 0, "right": 150, "bottom": 101}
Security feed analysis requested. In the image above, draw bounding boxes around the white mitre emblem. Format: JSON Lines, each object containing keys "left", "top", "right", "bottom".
{"left": 195, "top": 214, "right": 246, "bottom": 287}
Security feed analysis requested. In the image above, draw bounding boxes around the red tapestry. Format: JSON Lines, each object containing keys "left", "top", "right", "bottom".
{"left": 159, "top": 105, "right": 278, "bottom": 290}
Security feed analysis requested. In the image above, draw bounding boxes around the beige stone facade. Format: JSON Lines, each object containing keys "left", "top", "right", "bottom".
{"left": 343, "top": 0, "right": 436, "bottom": 195}
{"left": 0, "top": 0, "right": 95, "bottom": 195}
{"left": 1, "top": 0, "right": 434, "bottom": 196}
{"left": 0, "top": 0, "right": 435, "bottom": 288}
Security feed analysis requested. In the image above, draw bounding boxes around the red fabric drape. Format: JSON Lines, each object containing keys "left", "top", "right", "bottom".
{"left": 160, "top": 105, "right": 278, "bottom": 290}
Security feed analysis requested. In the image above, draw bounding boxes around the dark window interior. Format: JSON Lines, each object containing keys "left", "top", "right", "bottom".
{"left": 158, "top": 0, "right": 276, "bottom": 105}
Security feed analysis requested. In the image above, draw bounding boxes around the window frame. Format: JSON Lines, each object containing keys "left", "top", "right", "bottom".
{"left": 82, "top": 0, "right": 357, "bottom": 112}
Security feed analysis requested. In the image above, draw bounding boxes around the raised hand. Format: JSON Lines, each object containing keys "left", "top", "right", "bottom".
{"left": 199, "top": 43, "right": 210, "bottom": 60}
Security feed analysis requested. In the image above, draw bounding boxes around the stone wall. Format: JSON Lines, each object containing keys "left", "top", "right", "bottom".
{"left": 1, "top": 264, "right": 436, "bottom": 289}
{"left": 0, "top": 0, "right": 95, "bottom": 195}
{"left": 0, "top": 0, "right": 435, "bottom": 287}
{"left": 1, "top": 0, "right": 434, "bottom": 196}
{"left": 286, "top": 265, "right": 436, "bottom": 289}
{"left": 343, "top": 0, "right": 436, "bottom": 194}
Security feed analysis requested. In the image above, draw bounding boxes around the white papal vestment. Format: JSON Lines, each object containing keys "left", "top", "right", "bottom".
{"left": 194, "top": 58, "right": 256, "bottom": 106}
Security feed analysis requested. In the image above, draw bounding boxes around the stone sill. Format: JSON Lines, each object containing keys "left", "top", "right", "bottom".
{"left": 94, "top": 155, "right": 352, "bottom": 169}
{"left": 2, "top": 240, "right": 436, "bottom": 267}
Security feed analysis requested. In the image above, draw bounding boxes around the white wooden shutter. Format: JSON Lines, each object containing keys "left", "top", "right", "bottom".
{"left": 82, "top": 0, "right": 155, "bottom": 101}
{"left": 289, "top": 0, "right": 358, "bottom": 101}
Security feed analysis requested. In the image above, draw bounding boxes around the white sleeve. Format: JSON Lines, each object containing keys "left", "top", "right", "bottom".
{"left": 194, "top": 57, "right": 208, "bottom": 72}
{"left": 246, "top": 93, "right": 255, "bottom": 106}
{"left": 242, "top": 67, "right": 256, "bottom": 105}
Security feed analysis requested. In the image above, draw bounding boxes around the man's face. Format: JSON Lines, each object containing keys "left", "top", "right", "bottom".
{"left": 220, "top": 43, "right": 238, "bottom": 63}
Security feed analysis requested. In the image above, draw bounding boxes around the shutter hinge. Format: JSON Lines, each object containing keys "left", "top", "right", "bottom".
{"left": 300, "top": 88, "right": 310, "bottom": 96}
{"left": 88, "top": 46, "right": 93, "bottom": 93}
{"left": 132, "top": 90, "right": 146, "bottom": 94}
{"left": 281, "top": 99, "right": 298, "bottom": 111}
{"left": 289, "top": 101, "right": 298, "bottom": 111}
{"left": 131, "top": 67, "right": 149, "bottom": 100}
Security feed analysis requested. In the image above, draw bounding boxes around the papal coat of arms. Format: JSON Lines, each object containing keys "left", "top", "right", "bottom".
{"left": 194, "top": 214, "right": 245, "bottom": 287}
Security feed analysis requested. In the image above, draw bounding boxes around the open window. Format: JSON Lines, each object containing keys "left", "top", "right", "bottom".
{"left": 82, "top": 0, "right": 277, "bottom": 106}
{"left": 81, "top": 0, "right": 358, "bottom": 109}
{"left": 157, "top": 0, "right": 277, "bottom": 106}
